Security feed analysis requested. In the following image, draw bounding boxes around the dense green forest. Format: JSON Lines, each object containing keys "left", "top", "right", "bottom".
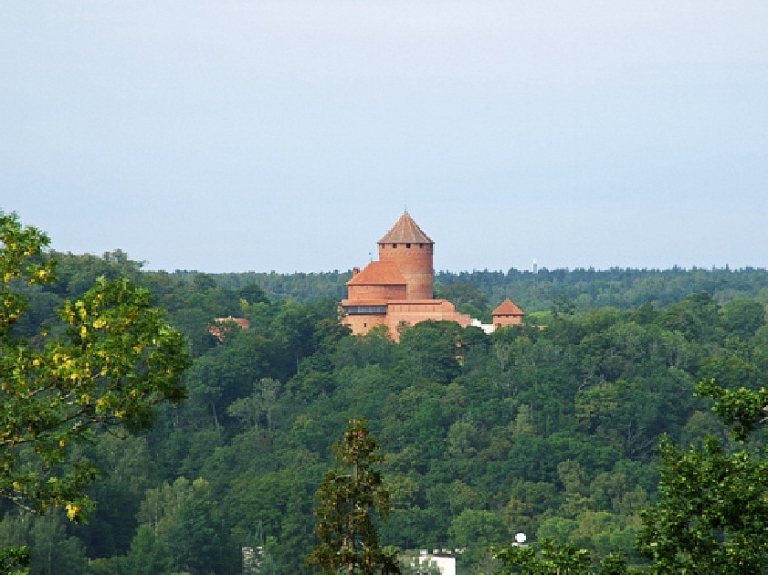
{"left": 4, "top": 248, "right": 768, "bottom": 573}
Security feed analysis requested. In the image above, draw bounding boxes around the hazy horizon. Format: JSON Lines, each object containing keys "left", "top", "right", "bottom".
{"left": 3, "top": 2, "right": 767, "bottom": 273}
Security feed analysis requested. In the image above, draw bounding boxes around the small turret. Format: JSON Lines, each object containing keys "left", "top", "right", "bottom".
{"left": 492, "top": 298, "right": 525, "bottom": 328}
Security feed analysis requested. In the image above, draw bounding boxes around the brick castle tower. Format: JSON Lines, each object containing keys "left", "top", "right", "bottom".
{"left": 377, "top": 212, "right": 434, "bottom": 300}
{"left": 341, "top": 211, "right": 473, "bottom": 339}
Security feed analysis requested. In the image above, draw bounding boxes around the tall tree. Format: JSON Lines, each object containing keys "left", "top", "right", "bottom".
{"left": 308, "top": 418, "right": 400, "bottom": 575}
{"left": 0, "top": 212, "right": 190, "bottom": 572}
{"left": 637, "top": 380, "right": 768, "bottom": 573}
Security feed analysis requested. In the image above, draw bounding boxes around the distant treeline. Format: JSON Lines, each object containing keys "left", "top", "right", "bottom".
{"left": 36, "top": 251, "right": 768, "bottom": 340}
{"left": 207, "top": 265, "right": 768, "bottom": 315}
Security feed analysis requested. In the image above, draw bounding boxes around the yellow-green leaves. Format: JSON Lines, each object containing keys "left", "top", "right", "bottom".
{"left": 0, "top": 211, "right": 190, "bottom": 529}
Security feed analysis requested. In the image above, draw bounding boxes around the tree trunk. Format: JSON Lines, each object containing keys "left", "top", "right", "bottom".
{"left": 210, "top": 401, "right": 220, "bottom": 430}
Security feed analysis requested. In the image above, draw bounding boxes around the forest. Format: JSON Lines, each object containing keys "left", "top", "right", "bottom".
{"left": 4, "top": 237, "right": 768, "bottom": 574}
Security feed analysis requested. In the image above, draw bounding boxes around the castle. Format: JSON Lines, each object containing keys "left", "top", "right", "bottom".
{"left": 341, "top": 212, "right": 524, "bottom": 340}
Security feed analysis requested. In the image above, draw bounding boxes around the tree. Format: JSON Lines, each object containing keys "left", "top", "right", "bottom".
{"left": 122, "top": 524, "right": 175, "bottom": 575}
{"left": 27, "top": 511, "right": 89, "bottom": 575}
{"left": 637, "top": 379, "right": 768, "bottom": 573}
{"left": 0, "top": 510, "right": 90, "bottom": 575}
{"left": 398, "top": 321, "right": 462, "bottom": 385}
{"left": 494, "top": 539, "right": 591, "bottom": 574}
{"left": 721, "top": 298, "right": 766, "bottom": 340}
{"left": 307, "top": 418, "right": 400, "bottom": 574}
{"left": 167, "top": 478, "right": 234, "bottom": 575}
{"left": 448, "top": 509, "right": 509, "bottom": 563}
{"left": 227, "top": 377, "right": 281, "bottom": 433}
{"left": 493, "top": 539, "right": 627, "bottom": 574}
{"left": 0, "top": 212, "right": 190, "bottom": 571}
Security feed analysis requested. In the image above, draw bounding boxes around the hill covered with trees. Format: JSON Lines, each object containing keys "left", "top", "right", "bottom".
{"left": 4, "top": 246, "right": 768, "bottom": 573}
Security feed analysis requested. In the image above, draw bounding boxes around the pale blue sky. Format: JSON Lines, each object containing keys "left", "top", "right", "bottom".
{"left": 2, "top": 1, "right": 767, "bottom": 273}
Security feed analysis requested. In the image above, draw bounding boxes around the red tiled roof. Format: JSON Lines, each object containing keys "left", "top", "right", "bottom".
{"left": 378, "top": 212, "right": 433, "bottom": 244}
{"left": 346, "top": 261, "right": 407, "bottom": 286}
{"left": 209, "top": 317, "right": 251, "bottom": 341}
{"left": 492, "top": 298, "right": 524, "bottom": 316}
{"left": 213, "top": 317, "right": 251, "bottom": 329}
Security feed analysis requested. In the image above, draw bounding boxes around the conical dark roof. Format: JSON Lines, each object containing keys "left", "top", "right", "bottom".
{"left": 378, "top": 212, "right": 433, "bottom": 244}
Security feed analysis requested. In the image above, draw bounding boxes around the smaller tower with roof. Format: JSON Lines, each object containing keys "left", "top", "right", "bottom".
{"left": 492, "top": 298, "right": 525, "bottom": 328}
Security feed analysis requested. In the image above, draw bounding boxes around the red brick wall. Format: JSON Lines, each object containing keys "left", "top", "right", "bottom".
{"left": 493, "top": 314, "right": 523, "bottom": 328}
{"left": 347, "top": 283, "right": 407, "bottom": 301}
{"left": 343, "top": 314, "right": 388, "bottom": 335}
{"left": 378, "top": 242, "right": 434, "bottom": 300}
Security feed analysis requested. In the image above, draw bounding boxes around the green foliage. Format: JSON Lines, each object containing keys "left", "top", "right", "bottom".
{"left": 73, "top": 434, "right": 158, "bottom": 558}
{"left": 8, "top": 212, "right": 768, "bottom": 573}
{"left": 449, "top": 509, "right": 509, "bottom": 566}
{"left": 168, "top": 478, "right": 234, "bottom": 575}
{"left": 721, "top": 298, "right": 766, "bottom": 339}
{"left": 308, "top": 418, "right": 400, "bottom": 574}
{"left": 637, "top": 380, "right": 768, "bottom": 573}
{"left": 0, "top": 212, "right": 190, "bottom": 571}
{"left": 0, "top": 213, "right": 189, "bottom": 521}
{"left": 0, "top": 547, "right": 28, "bottom": 575}
{"left": 0, "top": 511, "right": 90, "bottom": 575}
{"left": 399, "top": 321, "right": 462, "bottom": 385}
{"left": 695, "top": 379, "right": 768, "bottom": 441}
{"left": 206, "top": 266, "right": 768, "bottom": 314}
{"left": 493, "top": 539, "right": 631, "bottom": 574}
{"left": 122, "top": 525, "right": 175, "bottom": 575}
{"left": 494, "top": 539, "right": 592, "bottom": 574}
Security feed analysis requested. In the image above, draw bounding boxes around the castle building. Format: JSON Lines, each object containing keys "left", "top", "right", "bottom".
{"left": 341, "top": 212, "right": 474, "bottom": 340}
{"left": 491, "top": 298, "right": 525, "bottom": 328}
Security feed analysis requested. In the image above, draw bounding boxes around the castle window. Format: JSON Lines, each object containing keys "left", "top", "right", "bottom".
{"left": 406, "top": 243, "right": 411, "bottom": 248}
{"left": 343, "top": 305, "right": 387, "bottom": 315}
{"left": 392, "top": 243, "right": 397, "bottom": 248}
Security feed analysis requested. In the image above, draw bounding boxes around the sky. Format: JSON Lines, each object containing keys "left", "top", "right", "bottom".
{"left": 2, "top": 1, "right": 767, "bottom": 273}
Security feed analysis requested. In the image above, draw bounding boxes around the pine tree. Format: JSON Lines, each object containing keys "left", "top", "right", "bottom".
{"left": 308, "top": 418, "right": 400, "bottom": 575}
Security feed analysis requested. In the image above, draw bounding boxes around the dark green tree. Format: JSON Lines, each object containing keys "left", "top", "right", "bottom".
{"left": 637, "top": 380, "right": 768, "bottom": 573}
{"left": 27, "top": 512, "right": 89, "bottom": 575}
{"left": 168, "top": 478, "right": 233, "bottom": 575}
{"left": 493, "top": 539, "right": 627, "bottom": 574}
{"left": 308, "top": 418, "right": 400, "bottom": 575}
{"left": 721, "top": 298, "right": 766, "bottom": 340}
{"left": 0, "top": 547, "right": 28, "bottom": 575}
{"left": 448, "top": 509, "right": 509, "bottom": 565}
{"left": 398, "top": 321, "right": 462, "bottom": 385}
{"left": 493, "top": 539, "right": 592, "bottom": 574}
{"left": 120, "top": 524, "right": 176, "bottom": 575}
